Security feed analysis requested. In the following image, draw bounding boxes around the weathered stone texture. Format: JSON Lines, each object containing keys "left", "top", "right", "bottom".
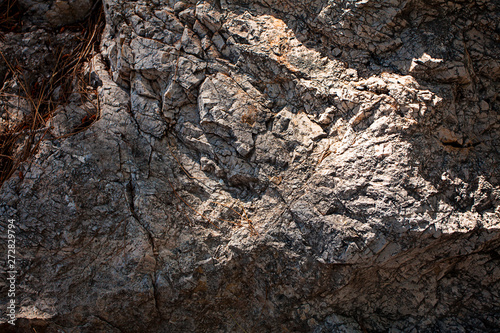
{"left": 18, "top": 0, "right": 96, "bottom": 27}
{"left": 1, "top": 0, "right": 499, "bottom": 332}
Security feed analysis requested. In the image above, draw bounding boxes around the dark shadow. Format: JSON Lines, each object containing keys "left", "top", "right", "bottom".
{"left": 215, "top": 0, "right": 500, "bottom": 217}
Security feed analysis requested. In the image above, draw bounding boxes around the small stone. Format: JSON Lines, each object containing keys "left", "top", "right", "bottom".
{"left": 174, "top": 1, "right": 189, "bottom": 13}
{"left": 480, "top": 100, "right": 489, "bottom": 111}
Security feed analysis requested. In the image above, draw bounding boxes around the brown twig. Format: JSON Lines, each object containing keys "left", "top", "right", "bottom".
{"left": 0, "top": 2, "right": 105, "bottom": 186}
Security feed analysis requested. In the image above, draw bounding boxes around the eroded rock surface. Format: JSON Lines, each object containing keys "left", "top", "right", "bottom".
{"left": 18, "top": 0, "right": 96, "bottom": 27}
{"left": 1, "top": 0, "right": 499, "bottom": 332}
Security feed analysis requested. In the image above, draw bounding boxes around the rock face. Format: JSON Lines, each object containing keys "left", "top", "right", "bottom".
{"left": 18, "top": 0, "right": 96, "bottom": 27}
{"left": 1, "top": 0, "right": 499, "bottom": 332}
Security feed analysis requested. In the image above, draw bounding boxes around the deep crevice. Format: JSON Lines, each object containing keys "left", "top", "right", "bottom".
{"left": 125, "top": 178, "right": 163, "bottom": 321}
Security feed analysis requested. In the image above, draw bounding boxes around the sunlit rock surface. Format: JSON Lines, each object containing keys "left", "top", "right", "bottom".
{"left": 1, "top": 0, "right": 499, "bottom": 331}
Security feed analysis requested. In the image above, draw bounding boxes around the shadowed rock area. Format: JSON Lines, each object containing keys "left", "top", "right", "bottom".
{"left": 0, "top": 0, "right": 499, "bottom": 332}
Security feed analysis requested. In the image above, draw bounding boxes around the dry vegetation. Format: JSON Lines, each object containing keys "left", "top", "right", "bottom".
{"left": 0, "top": 1, "right": 105, "bottom": 186}
{"left": 0, "top": 0, "right": 21, "bottom": 33}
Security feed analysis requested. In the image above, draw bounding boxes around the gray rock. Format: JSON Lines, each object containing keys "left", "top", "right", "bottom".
{"left": 18, "top": 0, "right": 96, "bottom": 27}
{"left": 0, "top": 0, "right": 499, "bottom": 332}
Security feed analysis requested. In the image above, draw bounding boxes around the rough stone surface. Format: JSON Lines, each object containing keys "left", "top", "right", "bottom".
{"left": 17, "top": 0, "right": 97, "bottom": 27}
{"left": 1, "top": 0, "right": 499, "bottom": 332}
